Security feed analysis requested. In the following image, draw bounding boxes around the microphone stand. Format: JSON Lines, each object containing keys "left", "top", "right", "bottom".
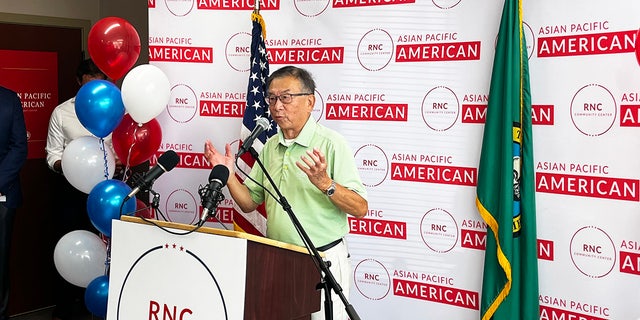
{"left": 247, "top": 148, "right": 360, "bottom": 320}
{"left": 149, "top": 189, "right": 161, "bottom": 214}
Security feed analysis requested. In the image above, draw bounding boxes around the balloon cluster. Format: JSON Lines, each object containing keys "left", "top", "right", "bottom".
{"left": 53, "top": 17, "right": 171, "bottom": 318}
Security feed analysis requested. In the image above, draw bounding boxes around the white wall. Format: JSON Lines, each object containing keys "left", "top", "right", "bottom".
{"left": 0, "top": 0, "right": 101, "bottom": 24}
{"left": 0, "top": 0, "right": 148, "bottom": 65}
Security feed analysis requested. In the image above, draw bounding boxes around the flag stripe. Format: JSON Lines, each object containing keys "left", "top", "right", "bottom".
{"left": 234, "top": 10, "right": 276, "bottom": 236}
{"left": 232, "top": 212, "right": 263, "bottom": 235}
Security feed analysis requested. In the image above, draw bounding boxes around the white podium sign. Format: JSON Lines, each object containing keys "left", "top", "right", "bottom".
{"left": 106, "top": 219, "right": 248, "bottom": 320}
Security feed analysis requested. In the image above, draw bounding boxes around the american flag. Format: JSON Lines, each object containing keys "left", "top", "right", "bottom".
{"left": 234, "top": 11, "right": 276, "bottom": 236}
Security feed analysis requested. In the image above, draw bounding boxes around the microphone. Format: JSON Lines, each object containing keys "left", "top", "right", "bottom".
{"left": 199, "top": 165, "right": 229, "bottom": 224}
{"left": 125, "top": 150, "right": 180, "bottom": 201}
{"left": 236, "top": 117, "right": 270, "bottom": 157}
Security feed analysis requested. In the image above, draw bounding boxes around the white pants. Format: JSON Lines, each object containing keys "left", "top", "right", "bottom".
{"left": 311, "top": 239, "right": 351, "bottom": 320}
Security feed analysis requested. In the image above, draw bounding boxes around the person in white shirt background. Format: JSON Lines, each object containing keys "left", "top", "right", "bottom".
{"left": 45, "top": 58, "right": 119, "bottom": 320}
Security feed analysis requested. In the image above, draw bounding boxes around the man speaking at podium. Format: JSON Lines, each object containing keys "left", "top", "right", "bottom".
{"left": 204, "top": 66, "right": 368, "bottom": 320}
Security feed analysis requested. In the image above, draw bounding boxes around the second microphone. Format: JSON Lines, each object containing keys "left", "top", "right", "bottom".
{"left": 199, "top": 164, "right": 230, "bottom": 225}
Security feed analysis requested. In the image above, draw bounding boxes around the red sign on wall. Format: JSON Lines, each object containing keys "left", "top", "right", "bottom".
{"left": 0, "top": 50, "right": 58, "bottom": 159}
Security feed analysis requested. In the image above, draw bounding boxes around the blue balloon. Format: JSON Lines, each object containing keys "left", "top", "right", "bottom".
{"left": 85, "top": 275, "right": 109, "bottom": 318}
{"left": 87, "top": 179, "right": 136, "bottom": 237}
{"left": 76, "top": 80, "right": 125, "bottom": 138}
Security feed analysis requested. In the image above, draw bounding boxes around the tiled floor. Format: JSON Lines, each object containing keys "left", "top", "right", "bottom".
{"left": 10, "top": 307, "right": 55, "bottom": 320}
{"left": 10, "top": 307, "right": 96, "bottom": 320}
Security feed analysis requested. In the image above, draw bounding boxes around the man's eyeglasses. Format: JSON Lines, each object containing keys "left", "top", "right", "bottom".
{"left": 265, "top": 93, "right": 313, "bottom": 105}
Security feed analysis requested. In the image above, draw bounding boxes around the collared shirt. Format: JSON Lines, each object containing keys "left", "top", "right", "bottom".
{"left": 45, "top": 97, "right": 114, "bottom": 170}
{"left": 245, "top": 116, "right": 367, "bottom": 247}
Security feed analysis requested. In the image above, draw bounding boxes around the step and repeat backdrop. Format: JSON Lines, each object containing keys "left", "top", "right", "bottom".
{"left": 148, "top": 0, "right": 640, "bottom": 319}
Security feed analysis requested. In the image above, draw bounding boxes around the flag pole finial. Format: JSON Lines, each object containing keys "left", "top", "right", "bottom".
{"left": 251, "top": 6, "right": 266, "bottom": 39}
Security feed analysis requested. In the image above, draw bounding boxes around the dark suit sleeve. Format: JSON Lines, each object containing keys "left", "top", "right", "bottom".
{"left": 0, "top": 89, "right": 28, "bottom": 195}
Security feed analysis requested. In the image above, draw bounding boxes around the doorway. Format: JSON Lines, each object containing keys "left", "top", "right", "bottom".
{"left": 0, "top": 15, "right": 88, "bottom": 316}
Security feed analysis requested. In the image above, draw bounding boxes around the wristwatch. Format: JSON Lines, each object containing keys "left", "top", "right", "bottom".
{"left": 325, "top": 180, "right": 336, "bottom": 197}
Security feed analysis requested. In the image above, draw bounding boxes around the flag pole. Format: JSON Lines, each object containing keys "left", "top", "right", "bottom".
{"left": 254, "top": 0, "right": 259, "bottom": 12}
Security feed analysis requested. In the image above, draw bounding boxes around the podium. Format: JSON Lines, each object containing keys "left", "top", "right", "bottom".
{"left": 106, "top": 216, "right": 320, "bottom": 320}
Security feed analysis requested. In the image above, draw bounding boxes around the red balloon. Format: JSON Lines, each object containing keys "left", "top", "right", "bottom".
{"left": 135, "top": 199, "right": 154, "bottom": 219}
{"left": 112, "top": 114, "right": 162, "bottom": 167}
{"left": 88, "top": 17, "right": 141, "bottom": 80}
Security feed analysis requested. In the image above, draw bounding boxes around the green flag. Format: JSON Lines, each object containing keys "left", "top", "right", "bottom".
{"left": 476, "top": 0, "right": 539, "bottom": 319}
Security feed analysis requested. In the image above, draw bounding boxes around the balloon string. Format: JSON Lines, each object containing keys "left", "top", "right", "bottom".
{"left": 122, "top": 126, "right": 139, "bottom": 182}
{"left": 104, "top": 237, "right": 111, "bottom": 276}
{"left": 121, "top": 164, "right": 131, "bottom": 182}
{"left": 121, "top": 142, "right": 133, "bottom": 182}
{"left": 100, "top": 138, "right": 109, "bottom": 180}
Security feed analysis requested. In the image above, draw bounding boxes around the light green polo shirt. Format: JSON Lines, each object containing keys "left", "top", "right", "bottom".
{"left": 244, "top": 116, "right": 367, "bottom": 247}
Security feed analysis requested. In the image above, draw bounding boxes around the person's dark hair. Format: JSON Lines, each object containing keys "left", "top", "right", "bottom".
{"left": 266, "top": 65, "right": 316, "bottom": 93}
{"left": 75, "top": 58, "right": 106, "bottom": 82}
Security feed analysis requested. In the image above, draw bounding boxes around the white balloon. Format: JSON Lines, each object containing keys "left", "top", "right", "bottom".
{"left": 121, "top": 64, "right": 171, "bottom": 124}
{"left": 53, "top": 230, "right": 107, "bottom": 288}
{"left": 61, "top": 136, "right": 116, "bottom": 194}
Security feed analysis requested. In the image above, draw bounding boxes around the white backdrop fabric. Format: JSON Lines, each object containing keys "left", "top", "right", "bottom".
{"left": 148, "top": 0, "right": 640, "bottom": 319}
